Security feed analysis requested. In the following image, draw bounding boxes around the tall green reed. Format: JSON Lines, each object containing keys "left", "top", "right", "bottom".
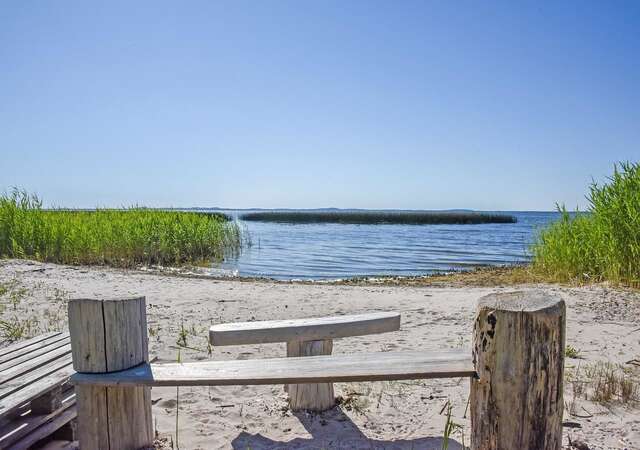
{"left": 0, "top": 189, "right": 242, "bottom": 268}
{"left": 532, "top": 162, "right": 640, "bottom": 286}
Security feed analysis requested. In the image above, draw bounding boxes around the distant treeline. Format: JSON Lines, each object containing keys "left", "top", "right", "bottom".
{"left": 240, "top": 211, "right": 517, "bottom": 225}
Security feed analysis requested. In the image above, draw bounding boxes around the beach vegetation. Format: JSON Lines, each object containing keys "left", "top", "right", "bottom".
{"left": 240, "top": 210, "right": 516, "bottom": 225}
{"left": 565, "top": 345, "right": 582, "bottom": 359}
{"left": 0, "top": 189, "right": 242, "bottom": 268}
{"left": 532, "top": 162, "right": 640, "bottom": 287}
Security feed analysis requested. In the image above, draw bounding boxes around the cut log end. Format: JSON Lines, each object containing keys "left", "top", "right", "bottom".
{"left": 476, "top": 290, "right": 565, "bottom": 315}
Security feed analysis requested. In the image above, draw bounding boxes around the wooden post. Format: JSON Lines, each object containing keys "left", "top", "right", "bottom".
{"left": 286, "top": 339, "right": 335, "bottom": 411}
{"left": 470, "top": 291, "right": 565, "bottom": 450}
{"left": 68, "top": 297, "right": 153, "bottom": 450}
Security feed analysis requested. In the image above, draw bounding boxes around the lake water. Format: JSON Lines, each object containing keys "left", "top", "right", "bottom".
{"left": 214, "top": 211, "right": 560, "bottom": 280}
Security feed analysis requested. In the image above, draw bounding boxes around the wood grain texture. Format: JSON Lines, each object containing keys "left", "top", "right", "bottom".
{"left": 0, "top": 391, "right": 75, "bottom": 448}
{"left": 6, "top": 405, "right": 77, "bottom": 450}
{"left": 0, "top": 345, "right": 71, "bottom": 385}
{"left": 286, "top": 339, "right": 334, "bottom": 411}
{"left": 69, "top": 297, "right": 153, "bottom": 450}
{"left": 0, "top": 356, "right": 73, "bottom": 413}
{"left": 0, "top": 332, "right": 62, "bottom": 360}
{"left": 68, "top": 300, "right": 106, "bottom": 373}
{"left": 210, "top": 312, "right": 401, "bottom": 346}
{"left": 72, "top": 350, "right": 475, "bottom": 386}
{"left": 470, "top": 291, "right": 565, "bottom": 450}
{"left": 0, "top": 333, "right": 69, "bottom": 367}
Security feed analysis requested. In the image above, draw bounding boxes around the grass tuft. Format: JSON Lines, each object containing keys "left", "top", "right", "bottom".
{"left": 532, "top": 162, "right": 640, "bottom": 287}
{"left": 0, "top": 189, "right": 242, "bottom": 268}
{"left": 240, "top": 210, "right": 516, "bottom": 225}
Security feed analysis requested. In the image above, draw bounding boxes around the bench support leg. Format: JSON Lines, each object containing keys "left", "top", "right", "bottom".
{"left": 286, "top": 339, "right": 335, "bottom": 412}
{"left": 470, "top": 291, "right": 565, "bottom": 450}
{"left": 69, "top": 297, "right": 153, "bottom": 450}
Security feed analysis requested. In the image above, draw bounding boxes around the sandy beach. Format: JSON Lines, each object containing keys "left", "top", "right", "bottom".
{"left": 1, "top": 259, "right": 638, "bottom": 450}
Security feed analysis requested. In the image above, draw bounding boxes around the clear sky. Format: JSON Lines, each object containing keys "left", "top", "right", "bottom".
{"left": 1, "top": 1, "right": 638, "bottom": 210}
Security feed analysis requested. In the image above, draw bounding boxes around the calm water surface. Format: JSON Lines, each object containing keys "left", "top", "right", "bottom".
{"left": 214, "top": 211, "right": 559, "bottom": 280}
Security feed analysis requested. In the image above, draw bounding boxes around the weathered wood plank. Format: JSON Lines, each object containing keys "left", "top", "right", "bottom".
{"left": 6, "top": 405, "right": 76, "bottom": 450}
{"left": 0, "top": 391, "right": 75, "bottom": 448}
{"left": 0, "top": 334, "right": 69, "bottom": 366}
{"left": 0, "top": 332, "right": 63, "bottom": 360}
{"left": 210, "top": 312, "right": 401, "bottom": 346}
{"left": 73, "top": 350, "right": 474, "bottom": 386}
{"left": 0, "top": 357, "right": 74, "bottom": 418}
{"left": 0, "top": 345, "right": 71, "bottom": 385}
{"left": 0, "top": 339, "right": 71, "bottom": 373}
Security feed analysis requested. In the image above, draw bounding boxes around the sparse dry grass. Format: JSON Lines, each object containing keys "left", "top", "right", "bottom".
{"left": 566, "top": 361, "right": 640, "bottom": 411}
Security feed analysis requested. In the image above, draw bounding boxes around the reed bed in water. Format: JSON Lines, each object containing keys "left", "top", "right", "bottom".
{"left": 532, "top": 161, "right": 640, "bottom": 287}
{"left": 0, "top": 190, "right": 242, "bottom": 268}
{"left": 240, "top": 210, "right": 517, "bottom": 225}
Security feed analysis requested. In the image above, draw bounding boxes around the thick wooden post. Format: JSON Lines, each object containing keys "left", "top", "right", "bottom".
{"left": 286, "top": 339, "right": 335, "bottom": 411}
{"left": 68, "top": 297, "right": 153, "bottom": 450}
{"left": 470, "top": 291, "right": 565, "bottom": 450}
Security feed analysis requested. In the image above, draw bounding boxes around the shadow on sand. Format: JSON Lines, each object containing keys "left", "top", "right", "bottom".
{"left": 231, "top": 406, "right": 464, "bottom": 450}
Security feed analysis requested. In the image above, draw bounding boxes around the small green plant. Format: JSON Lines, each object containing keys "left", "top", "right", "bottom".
{"left": 565, "top": 345, "right": 582, "bottom": 359}
{"left": 441, "top": 401, "right": 463, "bottom": 450}
{"left": 0, "top": 316, "right": 34, "bottom": 341}
{"left": 176, "top": 321, "right": 188, "bottom": 348}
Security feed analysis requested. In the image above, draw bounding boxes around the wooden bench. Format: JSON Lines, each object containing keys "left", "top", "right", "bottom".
{"left": 209, "top": 312, "right": 401, "bottom": 410}
{"left": 0, "top": 331, "right": 77, "bottom": 450}
{"left": 68, "top": 293, "right": 567, "bottom": 450}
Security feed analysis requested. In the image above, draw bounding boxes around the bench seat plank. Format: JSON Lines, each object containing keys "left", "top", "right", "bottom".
{"left": 210, "top": 312, "right": 401, "bottom": 346}
{"left": 72, "top": 350, "right": 474, "bottom": 387}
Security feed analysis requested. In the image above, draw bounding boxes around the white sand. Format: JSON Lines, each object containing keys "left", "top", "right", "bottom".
{"left": 1, "top": 259, "right": 639, "bottom": 450}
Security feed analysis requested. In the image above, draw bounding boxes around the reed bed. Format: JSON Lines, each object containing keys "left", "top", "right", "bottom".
{"left": 532, "top": 162, "right": 640, "bottom": 286}
{"left": 0, "top": 190, "right": 242, "bottom": 268}
{"left": 240, "top": 210, "right": 516, "bottom": 225}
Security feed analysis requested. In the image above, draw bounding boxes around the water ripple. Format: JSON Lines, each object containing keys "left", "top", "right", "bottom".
{"left": 216, "top": 211, "right": 559, "bottom": 280}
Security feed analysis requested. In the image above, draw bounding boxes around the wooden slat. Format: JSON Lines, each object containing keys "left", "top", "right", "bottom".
{"left": 0, "top": 345, "right": 71, "bottom": 385}
{"left": 73, "top": 350, "right": 475, "bottom": 387}
{"left": 0, "top": 338, "right": 71, "bottom": 373}
{"left": 0, "top": 333, "right": 63, "bottom": 360}
{"left": 0, "top": 391, "right": 75, "bottom": 448}
{"left": 0, "top": 356, "right": 74, "bottom": 418}
{"left": 210, "top": 312, "right": 401, "bottom": 346}
{"left": 6, "top": 405, "right": 76, "bottom": 450}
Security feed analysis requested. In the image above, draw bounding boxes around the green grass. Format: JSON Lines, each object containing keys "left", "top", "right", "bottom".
{"left": 240, "top": 210, "right": 516, "bottom": 225}
{"left": 0, "top": 189, "right": 242, "bottom": 268}
{"left": 532, "top": 161, "right": 640, "bottom": 287}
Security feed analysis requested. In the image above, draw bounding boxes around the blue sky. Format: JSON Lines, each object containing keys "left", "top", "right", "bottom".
{"left": 1, "top": 1, "right": 638, "bottom": 210}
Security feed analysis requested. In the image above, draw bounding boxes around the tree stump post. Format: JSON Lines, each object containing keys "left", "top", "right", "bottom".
{"left": 470, "top": 291, "right": 565, "bottom": 450}
{"left": 286, "top": 339, "right": 335, "bottom": 411}
{"left": 68, "top": 297, "right": 153, "bottom": 450}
